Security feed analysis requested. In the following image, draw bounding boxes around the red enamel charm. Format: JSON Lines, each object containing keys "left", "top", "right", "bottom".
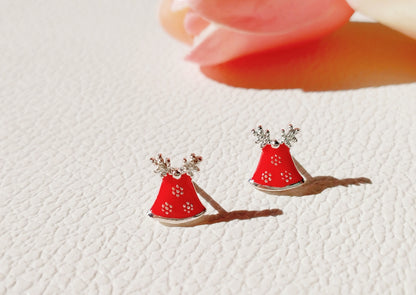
{"left": 250, "top": 125, "right": 304, "bottom": 191}
{"left": 148, "top": 154, "right": 206, "bottom": 223}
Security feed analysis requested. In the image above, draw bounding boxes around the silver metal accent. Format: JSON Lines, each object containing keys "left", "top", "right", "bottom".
{"left": 281, "top": 124, "right": 300, "bottom": 147}
{"left": 150, "top": 153, "right": 202, "bottom": 178}
{"left": 252, "top": 125, "right": 271, "bottom": 148}
{"left": 248, "top": 178, "right": 304, "bottom": 191}
{"left": 180, "top": 154, "right": 202, "bottom": 177}
{"left": 271, "top": 139, "right": 280, "bottom": 148}
{"left": 147, "top": 209, "right": 206, "bottom": 224}
{"left": 252, "top": 124, "right": 301, "bottom": 148}
{"left": 150, "top": 154, "right": 172, "bottom": 177}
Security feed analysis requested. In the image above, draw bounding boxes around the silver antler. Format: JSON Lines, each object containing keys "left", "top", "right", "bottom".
{"left": 150, "top": 154, "right": 173, "bottom": 177}
{"left": 252, "top": 125, "right": 272, "bottom": 148}
{"left": 150, "top": 153, "right": 202, "bottom": 177}
{"left": 181, "top": 154, "right": 203, "bottom": 177}
{"left": 281, "top": 124, "right": 300, "bottom": 147}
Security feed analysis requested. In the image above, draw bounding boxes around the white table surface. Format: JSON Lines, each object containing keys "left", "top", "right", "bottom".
{"left": 0, "top": 1, "right": 415, "bottom": 294}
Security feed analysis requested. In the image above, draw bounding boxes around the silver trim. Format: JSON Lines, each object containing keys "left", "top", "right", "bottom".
{"left": 248, "top": 178, "right": 304, "bottom": 192}
{"left": 148, "top": 209, "right": 206, "bottom": 224}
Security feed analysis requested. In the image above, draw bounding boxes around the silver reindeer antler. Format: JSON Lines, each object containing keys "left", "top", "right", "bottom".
{"left": 150, "top": 153, "right": 203, "bottom": 177}
{"left": 181, "top": 154, "right": 203, "bottom": 177}
{"left": 150, "top": 154, "right": 173, "bottom": 177}
{"left": 281, "top": 124, "right": 300, "bottom": 147}
{"left": 252, "top": 125, "right": 272, "bottom": 148}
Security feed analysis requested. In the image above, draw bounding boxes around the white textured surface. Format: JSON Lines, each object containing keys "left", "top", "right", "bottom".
{"left": 0, "top": 1, "right": 416, "bottom": 294}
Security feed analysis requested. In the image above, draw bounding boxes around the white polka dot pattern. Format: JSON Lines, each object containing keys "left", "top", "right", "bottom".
{"left": 271, "top": 154, "right": 282, "bottom": 166}
{"left": 280, "top": 170, "right": 293, "bottom": 183}
{"left": 183, "top": 202, "right": 194, "bottom": 213}
{"left": 261, "top": 171, "right": 272, "bottom": 183}
{"left": 161, "top": 202, "right": 173, "bottom": 215}
{"left": 171, "top": 184, "right": 184, "bottom": 197}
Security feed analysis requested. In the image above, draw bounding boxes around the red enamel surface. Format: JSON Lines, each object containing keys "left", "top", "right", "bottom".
{"left": 150, "top": 174, "right": 206, "bottom": 219}
{"left": 251, "top": 144, "right": 303, "bottom": 188}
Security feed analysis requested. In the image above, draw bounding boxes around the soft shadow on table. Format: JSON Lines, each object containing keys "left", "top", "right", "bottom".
{"left": 264, "top": 159, "right": 372, "bottom": 197}
{"left": 161, "top": 182, "right": 283, "bottom": 227}
{"left": 200, "top": 22, "right": 416, "bottom": 91}
{"left": 162, "top": 161, "right": 371, "bottom": 227}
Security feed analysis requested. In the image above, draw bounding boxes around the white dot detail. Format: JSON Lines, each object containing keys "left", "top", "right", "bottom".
{"left": 182, "top": 202, "right": 194, "bottom": 214}
{"left": 161, "top": 202, "right": 173, "bottom": 215}
{"left": 261, "top": 171, "right": 272, "bottom": 183}
{"left": 171, "top": 185, "right": 184, "bottom": 197}
{"left": 281, "top": 170, "right": 293, "bottom": 183}
{"left": 270, "top": 154, "right": 282, "bottom": 166}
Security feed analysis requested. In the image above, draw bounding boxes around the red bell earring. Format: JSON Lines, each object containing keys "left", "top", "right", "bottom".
{"left": 249, "top": 125, "right": 304, "bottom": 191}
{"left": 148, "top": 154, "right": 206, "bottom": 224}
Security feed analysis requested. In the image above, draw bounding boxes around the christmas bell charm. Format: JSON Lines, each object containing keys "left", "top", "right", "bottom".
{"left": 148, "top": 154, "right": 206, "bottom": 223}
{"left": 249, "top": 125, "right": 304, "bottom": 191}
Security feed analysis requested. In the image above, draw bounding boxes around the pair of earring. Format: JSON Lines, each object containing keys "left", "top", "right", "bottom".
{"left": 148, "top": 125, "right": 304, "bottom": 224}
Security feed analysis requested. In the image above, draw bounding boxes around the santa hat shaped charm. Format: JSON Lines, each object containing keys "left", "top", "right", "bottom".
{"left": 148, "top": 154, "right": 206, "bottom": 224}
{"left": 249, "top": 125, "right": 304, "bottom": 191}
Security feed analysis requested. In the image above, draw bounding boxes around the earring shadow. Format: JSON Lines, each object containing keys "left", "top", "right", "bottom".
{"left": 264, "top": 159, "right": 372, "bottom": 197}
{"left": 161, "top": 182, "right": 283, "bottom": 227}
{"left": 160, "top": 161, "right": 371, "bottom": 227}
{"left": 200, "top": 22, "right": 416, "bottom": 91}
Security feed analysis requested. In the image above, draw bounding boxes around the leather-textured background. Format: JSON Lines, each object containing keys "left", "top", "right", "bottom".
{"left": 0, "top": 1, "right": 415, "bottom": 294}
